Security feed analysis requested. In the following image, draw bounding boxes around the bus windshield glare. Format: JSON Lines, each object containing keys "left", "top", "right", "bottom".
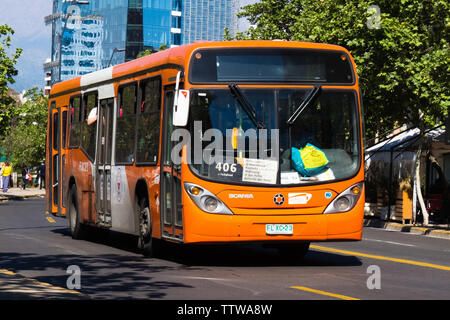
{"left": 188, "top": 88, "right": 360, "bottom": 186}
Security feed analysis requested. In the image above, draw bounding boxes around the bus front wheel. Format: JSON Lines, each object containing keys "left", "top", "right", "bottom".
{"left": 68, "top": 185, "right": 86, "bottom": 239}
{"left": 136, "top": 196, "right": 153, "bottom": 257}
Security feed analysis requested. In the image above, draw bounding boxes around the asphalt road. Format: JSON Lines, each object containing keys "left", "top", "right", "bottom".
{"left": 1, "top": 198, "right": 450, "bottom": 301}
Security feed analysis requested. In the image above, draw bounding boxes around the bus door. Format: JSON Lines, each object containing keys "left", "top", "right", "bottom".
{"left": 48, "top": 103, "right": 56, "bottom": 213}
{"left": 59, "top": 106, "right": 69, "bottom": 216}
{"left": 48, "top": 104, "right": 68, "bottom": 216}
{"left": 95, "top": 98, "right": 114, "bottom": 227}
{"left": 161, "top": 88, "right": 183, "bottom": 241}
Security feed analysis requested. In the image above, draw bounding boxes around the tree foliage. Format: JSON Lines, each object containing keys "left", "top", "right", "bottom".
{"left": 2, "top": 88, "right": 48, "bottom": 169}
{"left": 0, "top": 25, "right": 22, "bottom": 137}
{"left": 228, "top": 0, "right": 449, "bottom": 139}
{"left": 136, "top": 44, "right": 169, "bottom": 58}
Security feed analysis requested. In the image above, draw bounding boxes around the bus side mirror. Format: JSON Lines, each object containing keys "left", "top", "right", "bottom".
{"left": 173, "top": 71, "right": 189, "bottom": 126}
{"left": 173, "top": 89, "right": 190, "bottom": 126}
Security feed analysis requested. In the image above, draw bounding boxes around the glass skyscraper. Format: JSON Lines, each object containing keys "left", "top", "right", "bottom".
{"left": 45, "top": 0, "right": 248, "bottom": 84}
{"left": 182, "top": 0, "right": 238, "bottom": 44}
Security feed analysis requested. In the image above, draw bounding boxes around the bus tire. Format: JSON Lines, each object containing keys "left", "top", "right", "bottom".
{"left": 136, "top": 196, "right": 153, "bottom": 257}
{"left": 277, "top": 242, "right": 310, "bottom": 262}
{"left": 68, "top": 185, "right": 86, "bottom": 239}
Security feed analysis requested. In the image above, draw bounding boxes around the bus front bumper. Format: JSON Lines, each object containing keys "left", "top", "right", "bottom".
{"left": 183, "top": 200, "right": 364, "bottom": 244}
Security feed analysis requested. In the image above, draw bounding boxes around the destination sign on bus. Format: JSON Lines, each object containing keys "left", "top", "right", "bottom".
{"left": 190, "top": 48, "right": 354, "bottom": 84}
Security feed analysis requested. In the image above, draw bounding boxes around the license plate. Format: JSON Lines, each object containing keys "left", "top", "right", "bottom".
{"left": 266, "top": 224, "right": 293, "bottom": 235}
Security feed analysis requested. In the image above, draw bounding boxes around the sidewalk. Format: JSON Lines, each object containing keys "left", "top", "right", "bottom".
{"left": 0, "top": 187, "right": 45, "bottom": 202}
{"left": 364, "top": 218, "right": 450, "bottom": 240}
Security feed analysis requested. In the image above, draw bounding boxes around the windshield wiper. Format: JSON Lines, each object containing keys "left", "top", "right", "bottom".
{"left": 228, "top": 83, "right": 265, "bottom": 129}
{"left": 286, "top": 85, "right": 321, "bottom": 125}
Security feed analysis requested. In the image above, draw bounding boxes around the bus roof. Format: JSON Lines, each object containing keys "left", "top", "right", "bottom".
{"left": 50, "top": 40, "right": 353, "bottom": 97}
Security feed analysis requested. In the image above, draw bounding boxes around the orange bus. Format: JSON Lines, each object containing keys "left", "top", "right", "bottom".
{"left": 46, "top": 40, "right": 365, "bottom": 258}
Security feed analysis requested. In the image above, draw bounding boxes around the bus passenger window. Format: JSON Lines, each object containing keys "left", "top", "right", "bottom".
{"left": 136, "top": 77, "right": 161, "bottom": 164}
{"left": 116, "top": 84, "right": 137, "bottom": 164}
{"left": 87, "top": 107, "right": 98, "bottom": 125}
{"left": 62, "top": 110, "right": 68, "bottom": 149}
{"left": 81, "top": 93, "right": 98, "bottom": 160}
{"left": 69, "top": 97, "right": 81, "bottom": 148}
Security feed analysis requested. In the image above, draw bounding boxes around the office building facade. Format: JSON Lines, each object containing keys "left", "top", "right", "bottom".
{"left": 45, "top": 0, "right": 252, "bottom": 84}
{"left": 182, "top": 0, "right": 237, "bottom": 44}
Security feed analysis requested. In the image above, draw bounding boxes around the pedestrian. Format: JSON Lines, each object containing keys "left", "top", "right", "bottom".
{"left": 21, "top": 164, "right": 28, "bottom": 190}
{"left": 0, "top": 162, "right": 3, "bottom": 190}
{"left": 38, "top": 162, "right": 45, "bottom": 190}
{"left": 2, "top": 161, "right": 12, "bottom": 193}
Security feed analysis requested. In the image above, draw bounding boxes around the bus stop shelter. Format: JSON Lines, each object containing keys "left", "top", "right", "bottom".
{"left": 364, "top": 127, "right": 450, "bottom": 224}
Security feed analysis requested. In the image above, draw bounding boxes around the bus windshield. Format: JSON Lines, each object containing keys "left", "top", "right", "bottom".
{"left": 188, "top": 88, "right": 360, "bottom": 186}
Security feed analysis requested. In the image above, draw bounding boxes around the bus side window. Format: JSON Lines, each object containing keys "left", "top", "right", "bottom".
{"left": 69, "top": 96, "right": 81, "bottom": 148}
{"left": 81, "top": 93, "right": 98, "bottom": 160}
{"left": 62, "top": 110, "right": 68, "bottom": 149}
{"left": 116, "top": 84, "right": 137, "bottom": 164}
{"left": 136, "top": 77, "right": 162, "bottom": 164}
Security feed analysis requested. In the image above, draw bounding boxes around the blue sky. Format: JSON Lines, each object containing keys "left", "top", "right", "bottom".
{"left": 1, "top": 0, "right": 257, "bottom": 93}
{"left": 2, "top": 0, "right": 52, "bottom": 93}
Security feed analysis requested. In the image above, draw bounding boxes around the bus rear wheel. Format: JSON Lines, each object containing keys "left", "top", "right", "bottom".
{"left": 136, "top": 196, "right": 153, "bottom": 257}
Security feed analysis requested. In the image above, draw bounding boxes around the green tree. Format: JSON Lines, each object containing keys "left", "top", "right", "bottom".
{"left": 0, "top": 25, "right": 22, "bottom": 137}
{"left": 136, "top": 44, "right": 169, "bottom": 58}
{"left": 2, "top": 88, "right": 48, "bottom": 169}
{"left": 137, "top": 49, "right": 154, "bottom": 58}
{"left": 229, "top": 0, "right": 449, "bottom": 140}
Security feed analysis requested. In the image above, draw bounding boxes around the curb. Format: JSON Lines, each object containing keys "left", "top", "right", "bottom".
{"left": 0, "top": 193, "right": 45, "bottom": 203}
{"left": 364, "top": 218, "right": 450, "bottom": 240}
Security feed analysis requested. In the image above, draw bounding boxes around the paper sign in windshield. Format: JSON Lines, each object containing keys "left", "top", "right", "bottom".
{"left": 281, "top": 171, "right": 300, "bottom": 184}
{"left": 242, "top": 158, "right": 278, "bottom": 184}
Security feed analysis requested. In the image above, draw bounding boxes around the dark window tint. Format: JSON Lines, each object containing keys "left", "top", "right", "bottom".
{"left": 49, "top": 102, "right": 55, "bottom": 156}
{"left": 62, "top": 110, "right": 68, "bottom": 149}
{"left": 116, "top": 84, "right": 137, "bottom": 164}
{"left": 163, "top": 91, "right": 174, "bottom": 166}
{"left": 136, "top": 77, "right": 161, "bottom": 164}
{"left": 53, "top": 112, "right": 59, "bottom": 150}
{"left": 187, "top": 89, "right": 360, "bottom": 185}
{"left": 190, "top": 48, "right": 354, "bottom": 84}
{"left": 278, "top": 90, "right": 360, "bottom": 179}
{"left": 69, "top": 96, "right": 81, "bottom": 147}
{"left": 81, "top": 93, "right": 97, "bottom": 160}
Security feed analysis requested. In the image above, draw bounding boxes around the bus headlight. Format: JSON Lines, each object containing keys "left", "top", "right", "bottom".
{"left": 184, "top": 182, "right": 233, "bottom": 215}
{"left": 204, "top": 196, "right": 219, "bottom": 212}
{"left": 335, "top": 196, "right": 351, "bottom": 211}
{"left": 324, "top": 182, "right": 364, "bottom": 214}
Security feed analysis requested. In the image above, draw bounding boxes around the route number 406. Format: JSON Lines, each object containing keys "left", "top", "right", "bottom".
{"left": 215, "top": 163, "right": 237, "bottom": 173}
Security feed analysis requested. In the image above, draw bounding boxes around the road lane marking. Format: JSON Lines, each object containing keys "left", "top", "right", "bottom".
{"left": 0, "top": 268, "right": 83, "bottom": 296}
{"left": 310, "top": 245, "right": 450, "bottom": 271}
{"left": 291, "top": 286, "right": 360, "bottom": 300}
{"left": 0, "top": 269, "right": 15, "bottom": 275}
{"left": 362, "top": 238, "right": 416, "bottom": 247}
{"left": 46, "top": 217, "right": 56, "bottom": 223}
